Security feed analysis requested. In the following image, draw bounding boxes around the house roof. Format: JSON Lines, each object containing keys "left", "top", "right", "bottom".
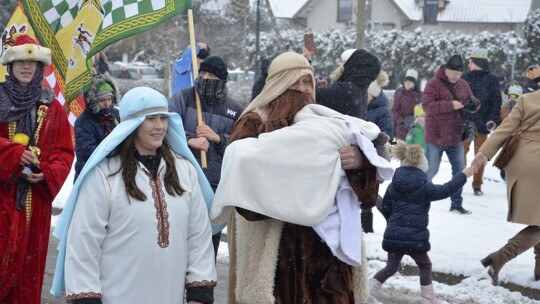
{"left": 267, "top": 0, "right": 311, "bottom": 19}
{"left": 392, "top": 0, "right": 532, "bottom": 23}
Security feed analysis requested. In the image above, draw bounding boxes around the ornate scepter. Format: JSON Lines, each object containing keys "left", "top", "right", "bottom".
{"left": 10, "top": 105, "right": 49, "bottom": 177}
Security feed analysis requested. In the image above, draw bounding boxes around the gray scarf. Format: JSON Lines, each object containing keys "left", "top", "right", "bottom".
{"left": 0, "top": 63, "right": 45, "bottom": 136}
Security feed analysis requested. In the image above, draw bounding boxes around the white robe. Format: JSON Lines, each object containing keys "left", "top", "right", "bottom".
{"left": 64, "top": 155, "right": 216, "bottom": 303}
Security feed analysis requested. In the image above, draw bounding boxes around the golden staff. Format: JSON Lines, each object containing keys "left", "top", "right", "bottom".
{"left": 187, "top": 9, "right": 207, "bottom": 169}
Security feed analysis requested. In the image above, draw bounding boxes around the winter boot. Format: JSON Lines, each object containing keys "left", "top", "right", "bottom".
{"left": 481, "top": 226, "right": 540, "bottom": 285}
{"left": 367, "top": 278, "right": 382, "bottom": 303}
{"left": 534, "top": 242, "right": 540, "bottom": 281}
{"left": 420, "top": 284, "right": 447, "bottom": 304}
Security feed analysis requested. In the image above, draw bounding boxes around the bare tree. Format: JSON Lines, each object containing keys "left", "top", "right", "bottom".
{"left": 356, "top": 0, "right": 367, "bottom": 48}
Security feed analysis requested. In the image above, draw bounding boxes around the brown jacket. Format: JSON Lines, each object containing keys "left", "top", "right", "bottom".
{"left": 479, "top": 91, "right": 540, "bottom": 225}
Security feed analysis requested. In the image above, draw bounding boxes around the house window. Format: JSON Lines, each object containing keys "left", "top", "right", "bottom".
{"left": 338, "top": 0, "right": 352, "bottom": 22}
{"left": 423, "top": 0, "right": 439, "bottom": 24}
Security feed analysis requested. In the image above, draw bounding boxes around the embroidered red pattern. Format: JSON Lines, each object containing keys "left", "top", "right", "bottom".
{"left": 66, "top": 292, "right": 102, "bottom": 301}
{"left": 185, "top": 280, "right": 218, "bottom": 288}
{"left": 147, "top": 172, "right": 170, "bottom": 248}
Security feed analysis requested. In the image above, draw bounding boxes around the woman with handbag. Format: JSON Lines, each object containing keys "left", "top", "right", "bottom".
{"left": 472, "top": 88, "right": 540, "bottom": 285}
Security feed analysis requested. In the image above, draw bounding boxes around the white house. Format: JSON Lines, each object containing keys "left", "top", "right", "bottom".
{"left": 268, "top": 0, "right": 540, "bottom": 33}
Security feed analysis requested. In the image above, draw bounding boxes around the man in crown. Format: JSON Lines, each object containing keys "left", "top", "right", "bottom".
{"left": 0, "top": 34, "right": 74, "bottom": 303}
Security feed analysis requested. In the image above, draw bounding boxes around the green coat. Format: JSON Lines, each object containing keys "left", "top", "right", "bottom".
{"left": 405, "top": 122, "right": 426, "bottom": 151}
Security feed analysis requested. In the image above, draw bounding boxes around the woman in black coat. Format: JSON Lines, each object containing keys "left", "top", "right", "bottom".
{"left": 316, "top": 49, "right": 381, "bottom": 119}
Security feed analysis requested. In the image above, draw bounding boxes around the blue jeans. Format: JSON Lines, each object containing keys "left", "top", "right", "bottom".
{"left": 426, "top": 143, "right": 465, "bottom": 208}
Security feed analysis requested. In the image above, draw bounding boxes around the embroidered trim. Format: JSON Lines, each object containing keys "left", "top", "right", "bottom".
{"left": 185, "top": 280, "right": 218, "bottom": 288}
{"left": 145, "top": 169, "right": 170, "bottom": 248}
{"left": 66, "top": 292, "right": 102, "bottom": 301}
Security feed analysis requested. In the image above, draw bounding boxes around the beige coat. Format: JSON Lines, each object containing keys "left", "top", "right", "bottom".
{"left": 479, "top": 91, "right": 540, "bottom": 226}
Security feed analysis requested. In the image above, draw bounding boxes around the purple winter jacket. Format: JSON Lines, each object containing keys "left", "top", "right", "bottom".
{"left": 422, "top": 65, "right": 473, "bottom": 147}
{"left": 392, "top": 86, "right": 422, "bottom": 140}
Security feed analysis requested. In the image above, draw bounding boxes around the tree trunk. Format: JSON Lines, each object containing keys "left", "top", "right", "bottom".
{"left": 356, "top": 0, "right": 367, "bottom": 48}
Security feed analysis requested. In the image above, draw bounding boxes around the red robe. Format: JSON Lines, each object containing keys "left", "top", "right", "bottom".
{"left": 0, "top": 98, "right": 74, "bottom": 303}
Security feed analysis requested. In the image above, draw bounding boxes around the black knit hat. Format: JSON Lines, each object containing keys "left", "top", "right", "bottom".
{"left": 199, "top": 56, "right": 228, "bottom": 80}
{"left": 445, "top": 54, "right": 464, "bottom": 72}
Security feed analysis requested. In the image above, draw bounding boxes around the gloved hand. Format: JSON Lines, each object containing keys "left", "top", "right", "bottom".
{"left": 361, "top": 211, "right": 374, "bottom": 233}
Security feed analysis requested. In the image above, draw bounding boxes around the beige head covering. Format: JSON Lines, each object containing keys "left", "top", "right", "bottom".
{"left": 242, "top": 52, "right": 314, "bottom": 119}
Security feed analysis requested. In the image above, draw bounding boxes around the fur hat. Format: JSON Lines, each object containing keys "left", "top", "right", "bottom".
{"left": 392, "top": 141, "right": 429, "bottom": 173}
{"left": 1, "top": 34, "right": 51, "bottom": 65}
{"left": 368, "top": 70, "right": 389, "bottom": 97}
{"left": 445, "top": 54, "right": 464, "bottom": 72}
{"left": 84, "top": 73, "right": 120, "bottom": 113}
{"left": 199, "top": 56, "right": 228, "bottom": 80}
{"left": 470, "top": 48, "right": 489, "bottom": 70}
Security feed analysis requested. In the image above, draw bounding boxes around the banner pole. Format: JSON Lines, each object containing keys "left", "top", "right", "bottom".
{"left": 187, "top": 9, "right": 207, "bottom": 169}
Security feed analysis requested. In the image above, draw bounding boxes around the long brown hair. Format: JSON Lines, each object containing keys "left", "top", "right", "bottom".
{"left": 262, "top": 89, "right": 315, "bottom": 132}
{"left": 110, "top": 134, "right": 185, "bottom": 201}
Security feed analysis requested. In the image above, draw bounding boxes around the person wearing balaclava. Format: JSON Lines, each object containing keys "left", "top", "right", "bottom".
{"left": 74, "top": 74, "right": 120, "bottom": 181}
{"left": 0, "top": 34, "right": 74, "bottom": 304}
{"left": 169, "top": 55, "right": 244, "bottom": 258}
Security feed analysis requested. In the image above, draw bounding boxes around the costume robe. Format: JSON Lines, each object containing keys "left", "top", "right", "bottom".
{"left": 64, "top": 154, "right": 217, "bottom": 303}
{"left": 0, "top": 98, "right": 74, "bottom": 303}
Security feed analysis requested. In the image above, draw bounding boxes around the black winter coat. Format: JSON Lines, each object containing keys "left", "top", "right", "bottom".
{"left": 169, "top": 87, "right": 244, "bottom": 190}
{"left": 316, "top": 49, "right": 381, "bottom": 119}
{"left": 379, "top": 167, "right": 467, "bottom": 254}
{"left": 462, "top": 70, "right": 502, "bottom": 134}
{"left": 74, "top": 107, "right": 120, "bottom": 181}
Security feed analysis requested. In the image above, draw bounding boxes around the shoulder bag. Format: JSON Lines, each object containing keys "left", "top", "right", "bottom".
{"left": 493, "top": 112, "right": 540, "bottom": 170}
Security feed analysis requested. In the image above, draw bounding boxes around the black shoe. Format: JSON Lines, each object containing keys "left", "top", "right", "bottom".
{"left": 481, "top": 255, "right": 492, "bottom": 267}
{"left": 450, "top": 207, "right": 472, "bottom": 214}
{"left": 473, "top": 188, "right": 484, "bottom": 196}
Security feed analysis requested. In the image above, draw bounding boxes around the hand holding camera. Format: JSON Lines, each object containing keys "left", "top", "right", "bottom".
{"left": 462, "top": 96, "right": 480, "bottom": 113}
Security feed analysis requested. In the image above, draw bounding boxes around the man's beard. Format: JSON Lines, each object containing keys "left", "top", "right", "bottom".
{"left": 262, "top": 89, "right": 315, "bottom": 133}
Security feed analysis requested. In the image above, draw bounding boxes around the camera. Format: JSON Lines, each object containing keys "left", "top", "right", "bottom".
{"left": 462, "top": 96, "right": 480, "bottom": 113}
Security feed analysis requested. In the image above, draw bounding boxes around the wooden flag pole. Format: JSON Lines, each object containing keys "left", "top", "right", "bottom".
{"left": 187, "top": 9, "right": 207, "bottom": 169}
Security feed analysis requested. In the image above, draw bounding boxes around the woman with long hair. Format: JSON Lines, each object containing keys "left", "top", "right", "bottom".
{"left": 52, "top": 87, "right": 217, "bottom": 303}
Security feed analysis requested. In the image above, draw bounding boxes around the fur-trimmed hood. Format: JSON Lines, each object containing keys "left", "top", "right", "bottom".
{"left": 84, "top": 74, "right": 120, "bottom": 113}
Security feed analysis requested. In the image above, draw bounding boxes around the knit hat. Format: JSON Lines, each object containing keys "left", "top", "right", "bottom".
{"left": 96, "top": 82, "right": 114, "bottom": 100}
{"left": 507, "top": 84, "right": 523, "bottom": 98}
{"left": 340, "top": 49, "right": 356, "bottom": 63}
{"left": 414, "top": 104, "right": 425, "bottom": 117}
{"left": 368, "top": 70, "right": 389, "bottom": 97}
{"left": 470, "top": 48, "right": 489, "bottom": 70}
{"left": 199, "top": 56, "right": 228, "bottom": 80}
{"left": 404, "top": 68, "right": 419, "bottom": 82}
{"left": 392, "top": 141, "right": 428, "bottom": 173}
{"left": 445, "top": 54, "right": 464, "bottom": 72}
{"left": 1, "top": 34, "right": 51, "bottom": 65}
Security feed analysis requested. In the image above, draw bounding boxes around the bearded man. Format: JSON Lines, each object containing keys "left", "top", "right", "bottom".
{"left": 210, "top": 52, "right": 394, "bottom": 304}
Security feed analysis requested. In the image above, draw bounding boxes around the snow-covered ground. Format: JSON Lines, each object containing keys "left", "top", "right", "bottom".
{"left": 51, "top": 149, "right": 540, "bottom": 303}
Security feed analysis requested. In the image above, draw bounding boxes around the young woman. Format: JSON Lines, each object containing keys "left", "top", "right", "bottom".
{"left": 52, "top": 87, "right": 217, "bottom": 304}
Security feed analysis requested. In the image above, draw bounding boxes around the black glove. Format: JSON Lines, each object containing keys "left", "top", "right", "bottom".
{"left": 361, "top": 211, "right": 374, "bottom": 233}
{"left": 73, "top": 298, "right": 102, "bottom": 304}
